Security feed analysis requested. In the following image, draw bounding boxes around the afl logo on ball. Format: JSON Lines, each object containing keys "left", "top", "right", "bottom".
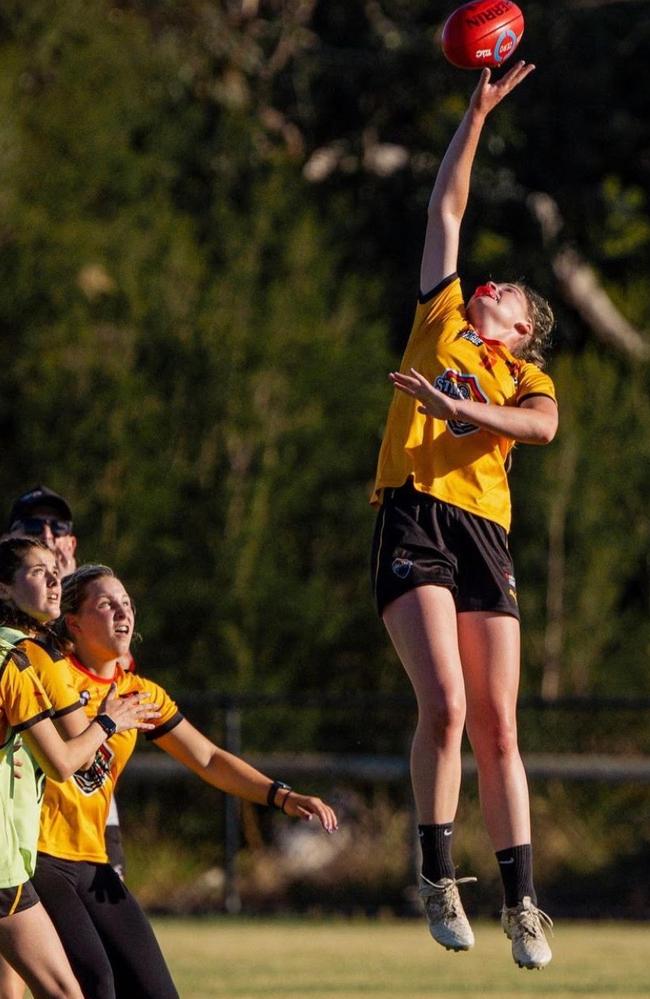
{"left": 492, "top": 28, "right": 517, "bottom": 63}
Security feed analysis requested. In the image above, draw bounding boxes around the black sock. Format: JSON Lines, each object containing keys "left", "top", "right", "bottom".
{"left": 496, "top": 844, "right": 536, "bottom": 907}
{"left": 418, "top": 823, "right": 455, "bottom": 883}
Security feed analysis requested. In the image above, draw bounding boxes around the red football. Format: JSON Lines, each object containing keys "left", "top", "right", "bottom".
{"left": 442, "top": 1, "right": 525, "bottom": 70}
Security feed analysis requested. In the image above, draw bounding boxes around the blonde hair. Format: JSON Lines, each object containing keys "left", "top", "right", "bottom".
{"left": 516, "top": 284, "right": 555, "bottom": 368}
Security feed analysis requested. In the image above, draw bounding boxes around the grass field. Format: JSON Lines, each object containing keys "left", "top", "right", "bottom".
{"left": 151, "top": 917, "right": 650, "bottom": 998}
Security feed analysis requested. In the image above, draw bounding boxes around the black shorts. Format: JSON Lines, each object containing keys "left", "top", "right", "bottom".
{"left": 371, "top": 479, "right": 520, "bottom": 620}
{"left": 0, "top": 880, "right": 39, "bottom": 918}
{"left": 33, "top": 854, "right": 179, "bottom": 999}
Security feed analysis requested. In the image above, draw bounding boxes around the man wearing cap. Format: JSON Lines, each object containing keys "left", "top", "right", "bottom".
{"left": 6, "top": 485, "right": 77, "bottom": 578}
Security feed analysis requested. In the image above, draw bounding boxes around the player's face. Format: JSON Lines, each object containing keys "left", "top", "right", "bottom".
{"left": 71, "top": 576, "right": 134, "bottom": 661}
{"left": 466, "top": 282, "right": 531, "bottom": 340}
{"left": 0, "top": 548, "right": 61, "bottom": 623}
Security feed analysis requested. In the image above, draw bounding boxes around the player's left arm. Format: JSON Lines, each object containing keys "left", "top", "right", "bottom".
{"left": 154, "top": 719, "right": 337, "bottom": 832}
{"left": 390, "top": 368, "right": 558, "bottom": 444}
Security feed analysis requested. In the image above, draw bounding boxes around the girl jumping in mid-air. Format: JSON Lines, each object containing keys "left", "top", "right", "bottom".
{"left": 371, "top": 63, "right": 557, "bottom": 970}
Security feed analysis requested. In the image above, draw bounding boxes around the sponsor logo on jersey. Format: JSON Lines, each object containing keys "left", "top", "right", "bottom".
{"left": 458, "top": 327, "right": 484, "bottom": 348}
{"left": 434, "top": 368, "right": 488, "bottom": 436}
{"left": 79, "top": 690, "right": 91, "bottom": 705}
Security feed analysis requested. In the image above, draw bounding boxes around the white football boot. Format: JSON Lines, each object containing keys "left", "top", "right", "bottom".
{"left": 418, "top": 876, "right": 477, "bottom": 951}
{"left": 501, "top": 895, "right": 553, "bottom": 969}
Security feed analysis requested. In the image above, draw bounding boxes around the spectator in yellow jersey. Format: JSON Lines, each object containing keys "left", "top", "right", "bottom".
{"left": 0, "top": 538, "right": 157, "bottom": 999}
{"left": 370, "top": 64, "right": 557, "bottom": 970}
{"left": 29, "top": 563, "right": 338, "bottom": 999}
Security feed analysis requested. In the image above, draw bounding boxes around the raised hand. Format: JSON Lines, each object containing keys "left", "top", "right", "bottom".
{"left": 470, "top": 60, "right": 535, "bottom": 118}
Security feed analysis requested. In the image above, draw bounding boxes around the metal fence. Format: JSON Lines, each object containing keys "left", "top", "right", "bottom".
{"left": 121, "top": 692, "right": 650, "bottom": 913}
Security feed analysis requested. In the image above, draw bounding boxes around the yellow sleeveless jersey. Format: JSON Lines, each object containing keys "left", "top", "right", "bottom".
{"left": 371, "top": 275, "right": 556, "bottom": 531}
{"left": 33, "top": 654, "right": 182, "bottom": 864}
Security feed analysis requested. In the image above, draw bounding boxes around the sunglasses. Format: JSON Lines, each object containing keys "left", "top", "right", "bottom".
{"left": 11, "top": 517, "right": 73, "bottom": 538}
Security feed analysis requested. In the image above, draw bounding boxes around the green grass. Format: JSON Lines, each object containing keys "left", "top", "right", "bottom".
{"left": 152, "top": 917, "right": 650, "bottom": 998}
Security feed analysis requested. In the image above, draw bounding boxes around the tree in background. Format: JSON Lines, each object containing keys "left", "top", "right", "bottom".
{"left": 0, "top": 0, "right": 649, "bottom": 748}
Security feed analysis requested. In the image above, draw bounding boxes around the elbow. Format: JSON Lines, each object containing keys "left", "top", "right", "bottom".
{"left": 43, "top": 762, "right": 69, "bottom": 782}
{"left": 430, "top": 203, "right": 462, "bottom": 228}
{"left": 49, "top": 756, "right": 94, "bottom": 782}
{"left": 537, "top": 427, "right": 556, "bottom": 446}
{"left": 536, "top": 417, "right": 558, "bottom": 445}
{"left": 543, "top": 411, "right": 559, "bottom": 444}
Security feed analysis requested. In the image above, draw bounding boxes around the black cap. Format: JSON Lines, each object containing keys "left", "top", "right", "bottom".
{"left": 8, "top": 485, "right": 73, "bottom": 529}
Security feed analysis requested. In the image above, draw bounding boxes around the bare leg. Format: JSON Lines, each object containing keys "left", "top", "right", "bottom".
{"left": 383, "top": 586, "right": 466, "bottom": 823}
{"left": 0, "top": 954, "right": 25, "bottom": 999}
{"left": 384, "top": 586, "right": 477, "bottom": 952}
{"left": 0, "top": 903, "right": 83, "bottom": 999}
{"left": 458, "top": 611, "right": 530, "bottom": 849}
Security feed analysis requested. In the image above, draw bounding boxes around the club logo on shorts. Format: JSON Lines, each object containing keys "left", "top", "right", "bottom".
{"left": 433, "top": 369, "right": 488, "bottom": 436}
{"left": 504, "top": 571, "right": 518, "bottom": 602}
{"left": 392, "top": 557, "right": 414, "bottom": 579}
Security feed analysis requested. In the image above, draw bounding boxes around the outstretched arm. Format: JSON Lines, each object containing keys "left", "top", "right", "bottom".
{"left": 156, "top": 719, "right": 338, "bottom": 832}
{"left": 420, "top": 61, "right": 535, "bottom": 295}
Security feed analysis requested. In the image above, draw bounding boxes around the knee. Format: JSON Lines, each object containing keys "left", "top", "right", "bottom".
{"left": 419, "top": 694, "right": 466, "bottom": 745}
{"left": 468, "top": 714, "right": 520, "bottom": 761}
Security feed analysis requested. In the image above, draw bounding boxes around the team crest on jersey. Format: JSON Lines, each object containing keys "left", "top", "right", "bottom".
{"left": 73, "top": 742, "right": 114, "bottom": 795}
{"left": 434, "top": 368, "right": 488, "bottom": 436}
{"left": 458, "top": 327, "right": 484, "bottom": 347}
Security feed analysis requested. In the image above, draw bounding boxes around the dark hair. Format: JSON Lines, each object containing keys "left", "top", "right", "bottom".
{"left": 0, "top": 536, "right": 57, "bottom": 637}
{"left": 516, "top": 283, "right": 555, "bottom": 368}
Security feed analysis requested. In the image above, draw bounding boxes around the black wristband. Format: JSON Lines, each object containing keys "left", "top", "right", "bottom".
{"left": 280, "top": 788, "right": 293, "bottom": 813}
{"left": 267, "top": 780, "right": 291, "bottom": 808}
{"left": 94, "top": 713, "right": 117, "bottom": 737}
